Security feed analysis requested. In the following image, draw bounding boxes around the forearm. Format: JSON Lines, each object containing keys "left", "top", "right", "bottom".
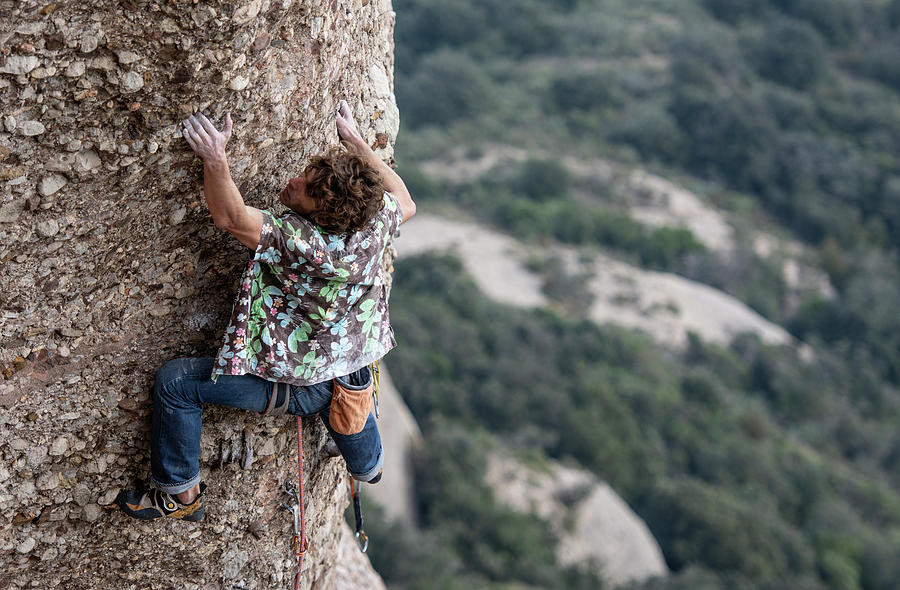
{"left": 182, "top": 112, "right": 263, "bottom": 249}
{"left": 352, "top": 139, "right": 416, "bottom": 221}
{"left": 203, "top": 158, "right": 246, "bottom": 228}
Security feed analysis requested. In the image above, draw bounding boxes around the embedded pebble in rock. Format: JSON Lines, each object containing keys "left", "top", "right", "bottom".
{"left": 74, "top": 150, "right": 101, "bottom": 172}
{"left": 169, "top": 207, "right": 187, "bottom": 225}
{"left": 30, "top": 66, "right": 57, "bottom": 79}
{"left": 120, "top": 71, "right": 144, "bottom": 93}
{"left": 229, "top": 75, "right": 250, "bottom": 91}
{"left": 79, "top": 35, "right": 99, "bottom": 53}
{"left": 15, "top": 21, "right": 45, "bottom": 35}
{"left": 222, "top": 549, "right": 250, "bottom": 579}
{"left": 82, "top": 504, "right": 102, "bottom": 522}
{"left": 65, "top": 61, "right": 86, "bottom": 77}
{"left": 116, "top": 50, "right": 141, "bottom": 64}
{"left": 1, "top": 55, "right": 41, "bottom": 75}
{"left": 36, "top": 472, "right": 60, "bottom": 491}
{"left": 91, "top": 55, "right": 115, "bottom": 71}
{"left": 21, "top": 120, "right": 46, "bottom": 136}
{"left": 49, "top": 436, "right": 69, "bottom": 456}
{"left": 0, "top": 200, "right": 25, "bottom": 223}
{"left": 1, "top": 1, "right": 398, "bottom": 588}
{"left": 47, "top": 153, "right": 75, "bottom": 172}
{"left": 159, "top": 18, "right": 179, "bottom": 33}
{"left": 73, "top": 485, "right": 92, "bottom": 506}
{"left": 36, "top": 219, "right": 60, "bottom": 238}
{"left": 98, "top": 488, "right": 119, "bottom": 505}
{"left": 27, "top": 446, "right": 48, "bottom": 466}
{"left": 39, "top": 174, "right": 67, "bottom": 197}
{"left": 16, "top": 537, "right": 36, "bottom": 554}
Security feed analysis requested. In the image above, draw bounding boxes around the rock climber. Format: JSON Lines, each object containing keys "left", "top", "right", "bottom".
{"left": 116, "top": 99, "right": 416, "bottom": 520}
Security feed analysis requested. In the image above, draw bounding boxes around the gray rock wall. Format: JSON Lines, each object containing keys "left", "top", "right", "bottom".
{"left": 363, "top": 366, "right": 420, "bottom": 527}
{"left": 0, "top": 0, "right": 398, "bottom": 587}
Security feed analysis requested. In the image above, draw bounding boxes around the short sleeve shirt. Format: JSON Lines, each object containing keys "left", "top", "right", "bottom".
{"left": 212, "top": 192, "right": 403, "bottom": 385}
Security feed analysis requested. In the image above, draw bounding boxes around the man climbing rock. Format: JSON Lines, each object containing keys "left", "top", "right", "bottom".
{"left": 116, "top": 100, "right": 416, "bottom": 520}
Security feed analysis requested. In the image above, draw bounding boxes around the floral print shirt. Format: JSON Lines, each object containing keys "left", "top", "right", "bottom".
{"left": 212, "top": 192, "right": 403, "bottom": 385}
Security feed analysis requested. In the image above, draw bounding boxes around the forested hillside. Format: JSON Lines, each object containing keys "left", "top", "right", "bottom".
{"left": 368, "top": 1, "right": 900, "bottom": 589}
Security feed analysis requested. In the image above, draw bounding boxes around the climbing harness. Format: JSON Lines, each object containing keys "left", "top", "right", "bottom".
{"left": 282, "top": 416, "right": 309, "bottom": 590}
{"left": 349, "top": 476, "right": 369, "bottom": 552}
{"left": 263, "top": 382, "right": 292, "bottom": 416}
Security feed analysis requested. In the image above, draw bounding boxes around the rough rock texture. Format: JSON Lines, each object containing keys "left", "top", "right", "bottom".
{"left": 331, "top": 521, "right": 388, "bottom": 590}
{"left": 363, "top": 366, "right": 420, "bottom": 526}
{"left": 0, "top": 0, "right": 398, "bottom": 587}
{"left": 485, "top": 453, "right": 668, "bottom": 588}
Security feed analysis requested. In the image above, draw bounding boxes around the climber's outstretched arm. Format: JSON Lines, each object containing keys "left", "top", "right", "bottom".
{"left": 336, "top": 99, "right": 416, "bottom": 224}
{"left": 182, "top": 112, "right": 263, "bottom": 249}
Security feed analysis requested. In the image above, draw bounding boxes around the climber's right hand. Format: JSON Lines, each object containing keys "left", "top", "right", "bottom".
{"left": 183, "top": 112, "right": 233, "bottom": 165}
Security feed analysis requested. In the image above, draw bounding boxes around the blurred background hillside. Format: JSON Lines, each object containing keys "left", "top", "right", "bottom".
{"left": 365, "top": 1, "right": 900, "bottom": 589}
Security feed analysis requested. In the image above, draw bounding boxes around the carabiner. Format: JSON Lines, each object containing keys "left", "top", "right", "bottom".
{"left": 355, "top": 530, "right": 369, "bottom": 553}
{"left": 281, "top": 479, "right": 299, "bottom": 511}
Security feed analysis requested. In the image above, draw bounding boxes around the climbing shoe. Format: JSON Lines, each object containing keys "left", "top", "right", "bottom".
{"left": 115, "top": 482, "right": 207, "bottom": 521}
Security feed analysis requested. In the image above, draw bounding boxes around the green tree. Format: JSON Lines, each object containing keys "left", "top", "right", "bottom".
{"left": 770, "top": 0, "right": 861, "bottom": 47}
{"left": 548, "top": 68, "right": 625, "bottom": 113}
{"left": 397, "top": 50, "right": 496, "bottom": 128}
{"left": 703, "top": 0, "right": 768, "bottom": 25}
{"left": 511, "top": 159, "right": 572, "bottom": 202}
{"left": 746, "top": 19, "right": 828, "bottom": 90}
{"left": 643, "top": 478, "right": 816, "bottom": 579}
{"left": 610, "top": 101, "right": 686, "bottom": 162}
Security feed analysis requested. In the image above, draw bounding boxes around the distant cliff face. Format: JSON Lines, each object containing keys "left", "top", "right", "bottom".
{"left": 0, "top": 0, "right": 397, "bottom": 587}
{"left": 484, "top": 453, "right": 668, "bottom": 587}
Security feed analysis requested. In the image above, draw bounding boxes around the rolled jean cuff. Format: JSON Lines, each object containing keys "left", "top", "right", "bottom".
{"left": 351, "top": 447, "right": 384, "bottom": 482}
{"left": 152, "top": 471, "right": 202, "bottom": 495}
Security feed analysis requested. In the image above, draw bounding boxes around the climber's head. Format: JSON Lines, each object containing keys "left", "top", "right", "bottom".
{"left": 280, "top": 147, "right": 386, "bottom": 233}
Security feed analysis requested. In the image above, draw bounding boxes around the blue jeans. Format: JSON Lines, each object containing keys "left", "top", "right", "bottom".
{"left": 150, "top": 358, "right": 383, "bottom": 494}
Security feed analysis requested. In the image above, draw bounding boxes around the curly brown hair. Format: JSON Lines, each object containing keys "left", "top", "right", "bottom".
{"left": 300, "top": 147, "right": 386, "bottom": 233}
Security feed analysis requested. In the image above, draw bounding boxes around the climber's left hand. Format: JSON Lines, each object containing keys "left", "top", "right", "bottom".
{"left": 336, "top": 99, "right": 365, "bottom": 148}
{"left": 183, "top": 112, "right": 233, "bottom": 165}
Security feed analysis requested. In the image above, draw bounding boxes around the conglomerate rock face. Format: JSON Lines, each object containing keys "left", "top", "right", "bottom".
{"left": 0, "top": 0, "right": 398, "bottom": 587}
